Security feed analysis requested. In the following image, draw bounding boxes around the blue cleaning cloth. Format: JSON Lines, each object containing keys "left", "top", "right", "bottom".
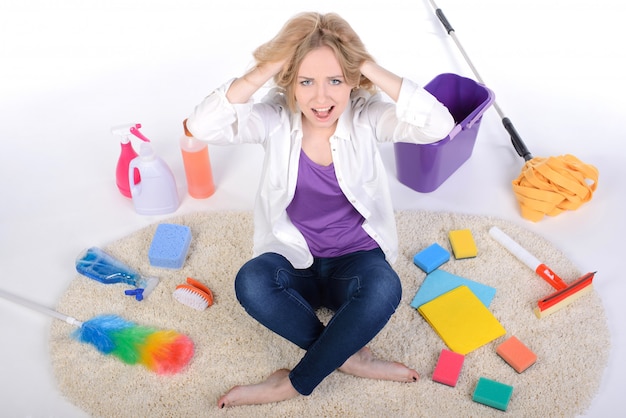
{"left": 411, "top": 269, "right": 496, "bottom": 309}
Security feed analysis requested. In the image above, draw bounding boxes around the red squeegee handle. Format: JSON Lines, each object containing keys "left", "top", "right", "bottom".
{"left": 535, "top": 264, "right": 568, "bottom": 291}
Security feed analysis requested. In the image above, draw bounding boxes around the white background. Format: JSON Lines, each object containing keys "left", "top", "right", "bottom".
{"left": 1, "top": 0, "right": 624, "bottom": 416}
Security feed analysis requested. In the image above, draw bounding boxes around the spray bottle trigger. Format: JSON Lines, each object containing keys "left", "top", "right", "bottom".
{"left": 130, "top": 124, "right": 151, "bottom": 142}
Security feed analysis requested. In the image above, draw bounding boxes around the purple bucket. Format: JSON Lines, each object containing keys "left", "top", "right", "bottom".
{"left": 394, "top": 73, "right": 494, "bottom": 193}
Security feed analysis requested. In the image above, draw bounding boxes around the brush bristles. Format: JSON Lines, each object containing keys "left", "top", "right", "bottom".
{"left": 173, "top": 287, "right": 211, "bottom": 311}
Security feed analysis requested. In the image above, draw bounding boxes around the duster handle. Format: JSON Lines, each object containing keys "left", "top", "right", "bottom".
{"left": 0, "top": 288, "right": 82, "bottom": 327}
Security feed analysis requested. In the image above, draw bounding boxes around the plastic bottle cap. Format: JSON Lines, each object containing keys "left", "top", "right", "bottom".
{"left": 139, "top": 142, "right": 156, "bottom": 160}
{"left": 179, "top": 135, "right": 207, "bottom": 152}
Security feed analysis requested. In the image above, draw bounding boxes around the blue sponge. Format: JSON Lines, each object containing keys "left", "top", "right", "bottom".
{"left": 148, "top": 223, "right": 192, "bottom": 269}
{"left": 413, "top": 243, "right": 450, "bottom": 273}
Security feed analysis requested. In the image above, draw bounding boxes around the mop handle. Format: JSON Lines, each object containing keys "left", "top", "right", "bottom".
{"left": 489, "top": 227, "right": 568, "bottom": 290}
{"left": 428, "top": 0, "right": 533, "bottom": 161}
{"left": 0, "top": 288, "right": 82, "bottom": 327}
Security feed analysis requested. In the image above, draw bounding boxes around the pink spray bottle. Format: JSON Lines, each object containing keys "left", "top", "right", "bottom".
{"left": 110, "top": 123, "right": 151, "bottom": 197}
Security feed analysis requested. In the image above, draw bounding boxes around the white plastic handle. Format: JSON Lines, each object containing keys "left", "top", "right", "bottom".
{"left": 0, "top": 288, "right": 82, "bottom": 327}
{"left": 489, "top": 226, "right": 542, "bottom": 271}
{"left": 128, "top": 159, "right": 142, "bottom": 197}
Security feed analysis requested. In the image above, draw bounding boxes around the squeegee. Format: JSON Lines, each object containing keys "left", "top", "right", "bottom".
{"left": 489, "top": 226, "right": 595, "bottom": 318}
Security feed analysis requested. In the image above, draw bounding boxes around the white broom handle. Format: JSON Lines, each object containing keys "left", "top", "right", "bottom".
{"left": 489, "top": 226, "right": 542, "bottom": 271}
{"left": 0, "top": 288, "right": 82, "bottom": 327}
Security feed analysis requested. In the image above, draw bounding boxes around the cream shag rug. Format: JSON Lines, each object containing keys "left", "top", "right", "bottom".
{"left": 50, "top": 211, "right": 609, "bottom": 417}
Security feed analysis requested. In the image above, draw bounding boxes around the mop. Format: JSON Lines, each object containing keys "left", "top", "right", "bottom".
{"left": 0, "top": 288, "right": 194, "bottom": 374}
{"left": 429, "top": 1, "right": 599, "bottom": 222}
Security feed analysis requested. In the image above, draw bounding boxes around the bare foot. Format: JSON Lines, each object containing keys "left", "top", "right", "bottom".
{"left": 338, "top": 347, "right": 419, "bottom": 382}
{"left": 217, "top": 368, "right": 300, "bottom": 408}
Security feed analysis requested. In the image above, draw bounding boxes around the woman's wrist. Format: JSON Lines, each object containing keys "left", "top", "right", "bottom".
{"left": 227, "top": 60, "right": 286, "bottom": 104}
{"left": 244, "top": 61, "right": 285, "bottom": 87}
{"left": 242, "top": 66, "right": 268, "bottom": 89}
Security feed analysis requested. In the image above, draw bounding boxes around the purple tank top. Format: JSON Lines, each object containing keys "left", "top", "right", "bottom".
{"left": 286, "top": 150, "right": 378, "bottom": 258}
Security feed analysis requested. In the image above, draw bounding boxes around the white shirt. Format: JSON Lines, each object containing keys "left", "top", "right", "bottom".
{"left": 186, "top": 78, "right": 454, "bottom": 268}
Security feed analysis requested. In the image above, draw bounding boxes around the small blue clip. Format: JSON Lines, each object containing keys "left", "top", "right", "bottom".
{"left": 124, "top": 288, "right": 145, "bottom": 301}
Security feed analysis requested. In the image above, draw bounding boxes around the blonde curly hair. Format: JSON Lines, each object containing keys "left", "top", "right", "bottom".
{"left": 253, "top": 12, "right": 376, "bottom": 111}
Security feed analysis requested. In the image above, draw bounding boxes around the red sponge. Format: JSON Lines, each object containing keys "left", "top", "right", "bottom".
{"left": 432, "top": 348, "right": 465, "bottom": 387}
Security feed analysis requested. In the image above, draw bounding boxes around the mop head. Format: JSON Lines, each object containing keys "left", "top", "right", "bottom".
{"left": 72, "top": 314, "right": 194, "bottom": 374}
{"left": 512, "top": 154, "right": 598, "bottom": 222}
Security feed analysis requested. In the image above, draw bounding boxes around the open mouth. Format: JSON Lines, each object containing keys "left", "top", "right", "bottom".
{"left": 312, "top": 106, "right": 334, "bottom": 120}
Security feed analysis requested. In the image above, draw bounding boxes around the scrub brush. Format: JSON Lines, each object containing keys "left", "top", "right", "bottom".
{"left": 173, "top": 277, "right": 214, "bottom": 311}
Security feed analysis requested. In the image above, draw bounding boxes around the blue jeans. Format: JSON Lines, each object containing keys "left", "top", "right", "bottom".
{"left": 234, "top": 248, "right": 402, "bottom": 395}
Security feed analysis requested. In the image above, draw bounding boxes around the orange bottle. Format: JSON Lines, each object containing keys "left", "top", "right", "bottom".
{"left": 180, "top": 135, "right": 215, "bottom": 199}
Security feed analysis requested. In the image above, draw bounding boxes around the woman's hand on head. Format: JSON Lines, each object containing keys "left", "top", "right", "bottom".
{"left": 227, "top": 59, "right": 288, "bottom": 104}
{"left": 246, "top": 59, "right": 288, "bottom": 88}
{"left": 358, "top": 61, "right": 402, "bottom": 102}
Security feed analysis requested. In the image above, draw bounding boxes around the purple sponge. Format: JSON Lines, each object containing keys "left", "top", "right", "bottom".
{"left": 148, "top": 223, "right": 191, "bottom": 269}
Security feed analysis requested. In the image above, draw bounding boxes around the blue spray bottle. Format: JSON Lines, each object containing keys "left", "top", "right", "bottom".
{"left": 75, "top": 247, "right": 160, "bottom": 301}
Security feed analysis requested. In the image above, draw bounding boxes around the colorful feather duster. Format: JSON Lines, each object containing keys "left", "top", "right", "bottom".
{"left": 0, "top": 289, "right": 194, "bottom": 375}
{"left": 73, "top": 314, "right": 194, "bottom": 374}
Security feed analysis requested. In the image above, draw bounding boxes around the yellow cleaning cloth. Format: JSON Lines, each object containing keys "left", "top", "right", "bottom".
{"left": 512, "top": 154, "right": 598, "bottom": 222}
{"left": 418, "top": 285, "right": 506, "bottom": 355}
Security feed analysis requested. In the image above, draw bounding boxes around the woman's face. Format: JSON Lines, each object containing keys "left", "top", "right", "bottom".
{"left": 294, "top": 46, "right": 354, "bottom": 131}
